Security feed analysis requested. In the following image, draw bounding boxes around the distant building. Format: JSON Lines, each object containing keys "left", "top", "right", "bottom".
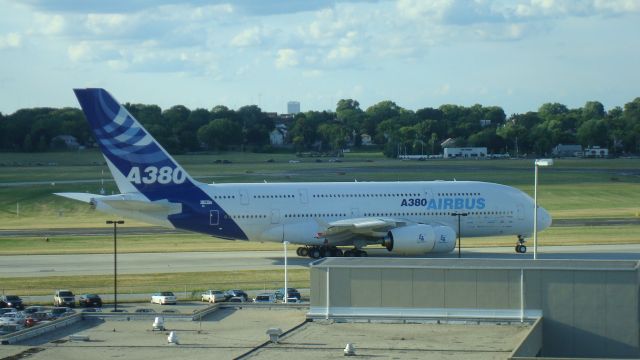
{"left": 51, "top": 135, "right": 80, "bottom": 150}
{"left": 287, "top": 101, "right": 300, "bottom": 115}
{"left": 584, "top": 146, "right": 608, "bottom": 158}
{"left": 269, "top": 123, "right": 288, "bottom": 146}
{"left": 443, "top": 147, "right": 487, "bottom": 159}
{"left": 552, "top": 144, "right": 582, "bottom": 157}
{"left": 480, "top": 119, "right": 491, "bottom": 127}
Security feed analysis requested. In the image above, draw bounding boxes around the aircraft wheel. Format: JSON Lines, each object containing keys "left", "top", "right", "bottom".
{"left": 335, "top": 248, "right": 343, "bottom": 257}
{"left": 360, "top": 251, "right": 368, "bottom": 257}
{"left": 319, "top": 247, "right": 327, "bottom": 258}
{"left": 299, "top": 247, "right": 309, "bottom": 257}
{"left": 519, "top": 245, "right": 527, "bottom": 253}
{"left": 515, "top": 245, "right": 521, "bottom": 253}
{"left": 296, "top": 247, "right": 302, "bottom": 256}
{"left": 344, "top": 250, "right": 353, "bottom": 257}
{"left": 309, "top": 247, "right": 321, "bottom": 259}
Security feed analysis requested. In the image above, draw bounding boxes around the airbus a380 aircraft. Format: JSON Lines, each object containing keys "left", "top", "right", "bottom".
{"left": 56, "top": 89, "right": 552, "bottom": 258}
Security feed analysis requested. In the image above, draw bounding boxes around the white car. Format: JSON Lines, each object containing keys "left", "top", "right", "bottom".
{"left": 0, "top": 312, "right": 26, "bottom": 326}
{"left": 201, "top": 290, "right": 226, "bottom": 303}
{"left": 151, "top": 292, "right": 177, "bottom": 305}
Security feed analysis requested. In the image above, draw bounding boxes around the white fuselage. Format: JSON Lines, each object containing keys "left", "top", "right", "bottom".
{"left": 197, "top": 180, "right": 550, "bottom": 245}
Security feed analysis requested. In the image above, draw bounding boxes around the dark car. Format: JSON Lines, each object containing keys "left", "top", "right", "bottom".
{"left": 49, "top": 307, "right": 75, "bottom": 319}
{"left": 275, "top": 288, "right": 301, "bottom": 301}
{"left": 78, "top": 294, "right": 102, "bottom": 308}
{"left": 0, "top": 295, "right": 24, "bottom": 310}
{"left": 225, "top": 289, "right": 249, "bottom": 301}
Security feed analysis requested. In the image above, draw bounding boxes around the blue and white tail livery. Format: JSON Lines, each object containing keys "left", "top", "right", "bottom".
{"left": 57, "top": 88, "right": 552, "bottom": 258}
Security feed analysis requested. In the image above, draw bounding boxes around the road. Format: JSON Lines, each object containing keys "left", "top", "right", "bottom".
{"left": 3, "top": 244, "right": 640, "bottom": 278}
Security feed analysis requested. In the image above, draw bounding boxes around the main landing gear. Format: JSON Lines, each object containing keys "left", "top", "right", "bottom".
{"left": 515, "top": 235, "right": 527, "bottom": 254}
{"left": 296, "top": 246, "right": 367, "bottom": 259}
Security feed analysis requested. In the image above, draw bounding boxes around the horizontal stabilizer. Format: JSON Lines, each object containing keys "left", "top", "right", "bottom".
{"left": 54, "top": 192, "right": 101, "bottom": 203}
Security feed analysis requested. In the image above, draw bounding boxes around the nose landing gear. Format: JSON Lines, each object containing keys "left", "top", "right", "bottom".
{"left": 515, "top": 235, "right": 527, "bottom": 253}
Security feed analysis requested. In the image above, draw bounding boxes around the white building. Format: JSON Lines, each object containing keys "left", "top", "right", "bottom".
{"left": 269, "top": 124, "right": 288, "bottom": 146}
{"left": 443, "top": 147, "right": 487, "bottom": 159}
{"left": 583, "top": 146, "right": 608, "bottom": 158}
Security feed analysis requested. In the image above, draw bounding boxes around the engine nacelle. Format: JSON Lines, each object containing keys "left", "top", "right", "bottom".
{"left": 384, "top": 224, "right": 456, "bottom": 255}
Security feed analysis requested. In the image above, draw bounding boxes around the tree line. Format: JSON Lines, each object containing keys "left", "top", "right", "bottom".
{"left": 0, "top": 97, "right": 638, "bottom": 156}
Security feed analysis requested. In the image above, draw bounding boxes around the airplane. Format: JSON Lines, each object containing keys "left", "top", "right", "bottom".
{"left": 56, "top": 88, "right": 552, "bottom": 258}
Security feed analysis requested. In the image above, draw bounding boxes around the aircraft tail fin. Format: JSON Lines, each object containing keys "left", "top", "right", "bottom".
{"left": 73, "top": 88, "right": 196, "bottom": 199}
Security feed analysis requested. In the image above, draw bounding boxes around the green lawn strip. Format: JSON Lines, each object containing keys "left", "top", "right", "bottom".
{"left": 0, "top": 269, "right": 310, "bottom": 299}
{"left": 0, "top": 233, "right": 284, "bottom": 255}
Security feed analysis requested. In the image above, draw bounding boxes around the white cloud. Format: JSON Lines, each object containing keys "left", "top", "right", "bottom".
{"left": 67, "top": 41, "right": 94, "bottom": 62}
{"left": 275, "top": 48, "right": 298, "bottom": 68}
{"left": 85, "top": 13, "right": 128, "bottom": 35}
{"left": 231, "top": 26, "right": 263, "bottom": 47}
{"left": 0, "top": 32, "right": 21, "bottom": 49}
{"left": 33, "top": 13, "right": 65, "bottom": 35}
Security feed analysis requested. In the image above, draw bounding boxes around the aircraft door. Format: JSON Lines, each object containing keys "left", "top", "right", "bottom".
{"left": 351, "top": 208, "right": 359, "bottom": 217}
{"left": 517, "top": 203, "right": 524, "bottom": 220}
{"left": 210, "top": 210, "right": 220, "bottom": 226}
{"left": 239, "top": 189, "right": 250, "bottom": 205}
{"left": 271, "top": 210, "right": 281, "bottom": 224}
{"left": 298, "top": 189, "right": 308, "bottom": 204}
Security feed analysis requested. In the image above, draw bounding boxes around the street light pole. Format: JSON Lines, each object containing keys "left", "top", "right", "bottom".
{"left": 451, "top": 212, "right": 468, "bottom": 258}
{"left": 283, "top": 241, "right": 289, "bottom": 304}
{"left": 533, "top": 159, "right": 553, "bottom": 260}
{"left": 106, "top": 220, "right": 124, "bottom": 311}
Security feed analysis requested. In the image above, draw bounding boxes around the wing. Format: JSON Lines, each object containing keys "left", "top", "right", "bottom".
{"left": 319, "top": 217, "right": 410, "bottom": 243}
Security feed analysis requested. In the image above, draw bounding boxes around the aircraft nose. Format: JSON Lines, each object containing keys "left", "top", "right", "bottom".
{"left": 537, "top": 207, "right": 552, "bottom": 230}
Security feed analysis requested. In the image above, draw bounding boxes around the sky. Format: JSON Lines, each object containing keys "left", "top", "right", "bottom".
{"left": 0, "top": 0, "right": 639, "bottom": 116}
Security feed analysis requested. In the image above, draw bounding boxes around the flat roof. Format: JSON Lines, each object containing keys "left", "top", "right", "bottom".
{"left": 310, "top": 257, "right": 640, "bottom": 271}
{"left": 0, "top": 307, "right": 531, "bottom": 360}
{"left": 244, "top": 320, "right": 530, "bottom": 359}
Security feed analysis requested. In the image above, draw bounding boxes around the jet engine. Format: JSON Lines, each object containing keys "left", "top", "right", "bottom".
{"left": 383, "top": 224, "right": 456, "bottom": 255}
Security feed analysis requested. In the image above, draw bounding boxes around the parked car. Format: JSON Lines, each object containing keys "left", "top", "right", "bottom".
{"left": 0, "top": 308, "right": 17, "bottom": 316}
{"left": 275, "top": 288, "right": 301, "bottom": 301}
{"left": 201, "top": 290, "right": 226, "bottom": 303}
{"left": 225, "top": 289, "right": 249, "bottom": 302}
{"left": 0, "top": 312, "right": 26, "bottom": 326}
{"left": 54, "top": 290, "right": 76, "bottom": 307}
{"left": 253, "top": 293, "right": 276, "bottom": 303}
{"left": 78, "top": 294, "right": 102, "bottom": 307}
{"left": 0, "top": 295, "right": 24, "bottom": 310}
{"left": 151, "top": 292, "right": 176, "bottom": 305}
{"left": 25, "top": 311, "right": 52, "bottom": 327}
{"left": 227, "top": 296, "right": 246, "bottom": 303}
{"left": 23, "top": 306, "right": 47, "bottom": 315}
{"left": 49, "top": 307, "right": 75, "bottom": 319}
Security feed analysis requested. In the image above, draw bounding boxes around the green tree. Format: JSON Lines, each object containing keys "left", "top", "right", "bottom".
{"left": 577, "top": 119, "right": 608, "bottom": 147}
{"left": 197, "top": 118, "right": 242, "bottom": 150}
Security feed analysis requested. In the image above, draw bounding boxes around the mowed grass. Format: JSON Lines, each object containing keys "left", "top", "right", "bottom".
{"left": 0, "top": 269, "right": 311, "bottom": 298}
{"left": 0, "top": 233, "right": 284, "bottom": 255}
